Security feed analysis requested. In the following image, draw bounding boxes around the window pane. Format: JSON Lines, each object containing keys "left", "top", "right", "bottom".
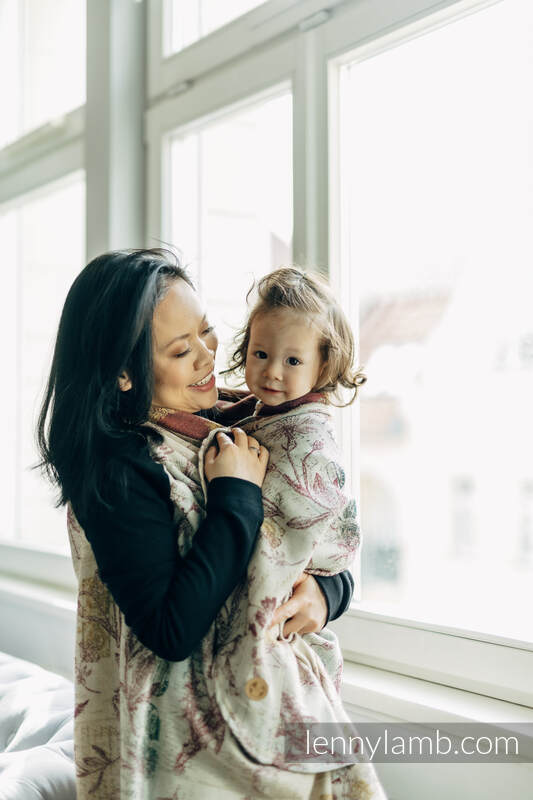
{"left": 169, "top": 91, "right": 293, "bottom": 378}
{"left": 0, "top": 175, "right": 85, "bottom": 553}
{"left": 0, "top": 0, "right": 86, "bottom": 148}
{"left": 340, "top": 0, "right": 533, "bottom": 641}
{"left": 167, "top": 0, "right": 266, "bottom": 54}
{"left": 0, "top": 211, "right": 18, "bottom": 541}
{"left": 0, "top": 0, "right": 20, "bottom": 147}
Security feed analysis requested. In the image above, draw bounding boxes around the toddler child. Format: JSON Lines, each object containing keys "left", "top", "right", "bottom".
{"left": 197, "top": 267, "right": 384, "bottom": 797}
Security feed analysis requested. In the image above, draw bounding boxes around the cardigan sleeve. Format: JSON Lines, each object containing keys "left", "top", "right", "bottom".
{"left": 75, "top": 445, "right": 263, "bottom": 662}
{"left": 314, "top": 570, "right": 354, "bottom": 621}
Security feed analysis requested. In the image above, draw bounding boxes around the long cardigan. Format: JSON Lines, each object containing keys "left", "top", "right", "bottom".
{"left": 68, "top": 402, "right": 386, "bottom": 798}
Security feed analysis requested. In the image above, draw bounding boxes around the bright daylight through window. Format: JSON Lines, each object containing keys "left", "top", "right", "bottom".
{"left": 340, "top": 0, "right": 533, "bottom": 642}
{"left": 0, "top": 0, "right": 86, "bottom": 148}
{"left": 169, "top": 90, "right": 293, "bottom": 378}
{"left": 166, "top": 0, "right": 265, "bottom": 54}
{"left": 0, "top": 177, "right": 85, "bottom": 553}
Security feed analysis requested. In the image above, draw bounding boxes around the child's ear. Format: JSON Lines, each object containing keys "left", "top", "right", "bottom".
{"left": 118, "top": 371, "right": 132, "bottom": 392}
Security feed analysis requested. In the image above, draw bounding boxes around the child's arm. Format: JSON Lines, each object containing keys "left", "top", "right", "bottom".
{"left": 253, "top": 407, "right": 360, "bottom": 577}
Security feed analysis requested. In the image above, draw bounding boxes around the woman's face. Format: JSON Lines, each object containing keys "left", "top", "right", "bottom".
{"left": 151, "top": 279, "right": 218, "bottom": 413}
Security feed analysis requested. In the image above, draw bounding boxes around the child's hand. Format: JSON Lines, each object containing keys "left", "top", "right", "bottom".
{"left": 269, "top": 573, "right": 328, "bottom": 635}
{"left": 204, "top": 428, "right": 269, "bottom": 487}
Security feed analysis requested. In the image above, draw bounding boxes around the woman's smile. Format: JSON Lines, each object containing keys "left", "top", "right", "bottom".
{"left": 189, "top": 371, "right": 216, "bottom": 391}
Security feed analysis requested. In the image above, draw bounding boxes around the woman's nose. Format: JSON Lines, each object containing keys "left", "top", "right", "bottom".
{"left": 195, "top": 338, "right": 215, "bottom": 369}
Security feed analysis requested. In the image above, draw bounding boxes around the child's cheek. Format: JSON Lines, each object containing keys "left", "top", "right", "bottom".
{"left": 244, "top": 361, "right": 254, "bottom": 391}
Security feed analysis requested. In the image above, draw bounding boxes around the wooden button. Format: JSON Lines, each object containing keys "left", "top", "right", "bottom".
{"left": 244, "top": 676, "right": 268, "bottom": 700}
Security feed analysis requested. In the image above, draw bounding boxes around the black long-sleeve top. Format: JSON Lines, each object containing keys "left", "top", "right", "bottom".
{"left": 73, "top": 435, "right": 353, "bottom": 662}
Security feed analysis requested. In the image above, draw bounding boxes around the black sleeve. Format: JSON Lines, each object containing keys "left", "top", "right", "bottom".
{"left": 76, "top": 449, "right": 263, "bottom": 662}
{"left": 314, "top": 570, "right": 354, "bottom": 622}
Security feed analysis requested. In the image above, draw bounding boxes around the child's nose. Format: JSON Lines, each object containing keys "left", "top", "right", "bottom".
{"left": 263, "top": 360, "right": 282, "bottom": 381}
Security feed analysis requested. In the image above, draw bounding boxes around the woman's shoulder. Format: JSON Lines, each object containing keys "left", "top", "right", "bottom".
{"left": 80, "top": 430, "right": 172, "bottom": 521}
{"left": 108, "top": 429, "right": 169, "bottom": 482}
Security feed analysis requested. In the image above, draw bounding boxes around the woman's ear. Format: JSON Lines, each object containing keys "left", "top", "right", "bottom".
{"left": 118, "top": 371, "right": 132, "bottom": 392}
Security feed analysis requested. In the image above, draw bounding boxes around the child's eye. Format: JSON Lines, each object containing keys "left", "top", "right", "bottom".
{"left": 287, "top": 356, "right": 301, "bottom": 366}
{"left": 202, "top": 325, "right": 215, "bottom": 335}
{"left": 254, "top": 350, "right": 267, "bottom": 359}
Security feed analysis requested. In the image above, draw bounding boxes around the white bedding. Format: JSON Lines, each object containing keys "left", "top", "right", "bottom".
{"left": 0, "top": 652, "right": 75, "bottom": 800}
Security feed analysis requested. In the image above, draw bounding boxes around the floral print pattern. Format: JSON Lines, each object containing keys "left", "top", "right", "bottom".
{"left": 67, "top": 403, "right": 386, "bottom": 799}
{"left": 196, "top": 404, "right": 366, "bottom": 769}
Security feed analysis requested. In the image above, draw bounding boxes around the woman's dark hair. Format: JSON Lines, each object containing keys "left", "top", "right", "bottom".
{"left": 37, "top": 248, "right": 192, "bottom": 520}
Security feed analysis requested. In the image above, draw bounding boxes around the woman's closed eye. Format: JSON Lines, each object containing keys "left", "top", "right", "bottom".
{"left": 174, "top": 325, "right": 215, "bottom": 357}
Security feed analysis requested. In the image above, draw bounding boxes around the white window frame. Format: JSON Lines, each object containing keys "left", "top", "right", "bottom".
{"left": 147, "top": 0, "right": 348, "bottom": 102}
{"left": 0, "top": 105, "right": 85, "bottom": 596}
{"left": 0, "top": 0, "right": 144, "bottom": 598}
{"left": 146, "top": 0, "right": 533, "bottom": 708}
{"left": 146, "top": 37, "right": 293, "bottom": 240}
{"left": 326, "top": 0, "right": 532, "bottom": 707}
{"left": 0, "top": 107, "right": 84, "bottom": 207}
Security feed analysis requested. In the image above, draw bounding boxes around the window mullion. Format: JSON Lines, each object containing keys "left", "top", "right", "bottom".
{"left": 293, "top": 24, "right": 329, "bottom": 268}
{"left": 86, "top": 0, "right": 144, "bottom": 260}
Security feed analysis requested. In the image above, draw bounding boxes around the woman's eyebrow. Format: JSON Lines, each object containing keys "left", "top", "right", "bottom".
{"left": 163, "top": 315, "right": 207, "bottom": 350}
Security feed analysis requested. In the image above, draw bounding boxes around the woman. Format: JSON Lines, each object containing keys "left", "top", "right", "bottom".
{"left": 38, "top": 249, "right": 357, "bottom": 798}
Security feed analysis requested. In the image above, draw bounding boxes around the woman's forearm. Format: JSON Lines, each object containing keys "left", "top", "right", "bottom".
{"left": 76, "top": 447, "right": 263, "bottom": 662}
{"left": 134, "top": 478, "right": 263, "bottom": 660}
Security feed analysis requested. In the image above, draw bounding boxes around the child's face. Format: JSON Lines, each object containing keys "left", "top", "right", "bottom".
{"left": 245, "top": 309, "right": 324, "bottom": 406}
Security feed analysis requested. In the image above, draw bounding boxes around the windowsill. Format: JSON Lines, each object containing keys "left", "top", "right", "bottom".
{"left": 340, "top": 660, "right": 533, "bottom": 761}
{"left": 330, "top": 608, "right": 533, "bottom": 708}
{"left": 350, "top": 604, "right": 533, "bottom": 652}
{"left": 0, "top": 573, "right": 76, "bottom": 618}
{"left": 0, "top": 571, "right": 531, "bottom": 761}
{"left": 0, "top": 541, "right": 77, "bottom": 592}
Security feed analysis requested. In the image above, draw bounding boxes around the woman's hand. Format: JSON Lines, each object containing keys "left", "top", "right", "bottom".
{"left": 204, "top": 428, "right": 269, "bottom": 487}
{"left": 269, "top": 573, "right": 328, "bottom": 636}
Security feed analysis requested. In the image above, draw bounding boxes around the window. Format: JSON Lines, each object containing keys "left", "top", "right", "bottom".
{"left": 451, "top": 477, "right": 476, "bottom": 558}
{"left": 168, "top": 90, "right": 293, "bottom": 374}
{"left": 337, "top": 0, "right": 533, "bottom": 643}
{"left": 165, "top": 0, "right": 266, "bottom": 54}
{"left": 0, "top": 175, "right": 85, "bottom": 553}
{"left": 0, "top": 1, "right": 86, "bottom": 563}
{"left": 0, "top": 0, "right": 86, "bottom": 148}
{"left": 518, "top": 480, "right": 533, "bottom": 564}
{"left": 146, "top": 0, "right": 533, "bottom": 705}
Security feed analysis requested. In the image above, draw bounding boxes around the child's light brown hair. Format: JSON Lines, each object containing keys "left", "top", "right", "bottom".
{"left": 224, "top": 266, "right": 366, "bottom": 406}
